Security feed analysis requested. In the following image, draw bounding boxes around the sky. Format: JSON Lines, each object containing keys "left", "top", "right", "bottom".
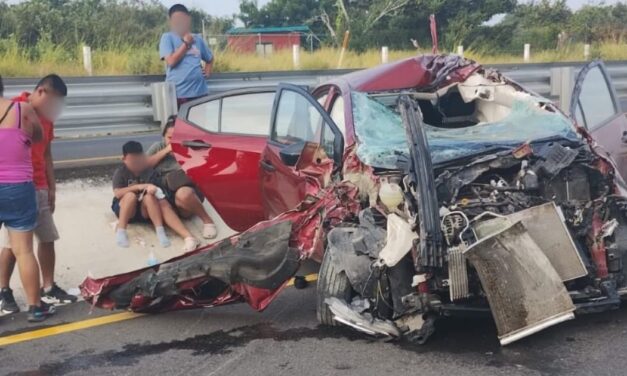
{"left": 6, "top": 0, "right": 626, "bottom": 17}
{"left": 162, "top": 0, "right": 623, "bottom": 17}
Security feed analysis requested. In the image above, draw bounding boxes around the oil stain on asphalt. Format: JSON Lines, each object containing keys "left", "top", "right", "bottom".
{"left": 10, "top": 324, "right": 369, "bottom": 375}
{"left": 9, "top": 316, "right": 572, "bottom": 376}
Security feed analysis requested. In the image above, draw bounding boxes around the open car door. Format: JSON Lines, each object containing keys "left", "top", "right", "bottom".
{"left": 172, "top": 88, "right": 276, "bottom": 232}
{"left": 259, "top": 84, "right": 344, "bottom": 219}
{"left": 570, "top": 60, "right": 627, "bottom": 180}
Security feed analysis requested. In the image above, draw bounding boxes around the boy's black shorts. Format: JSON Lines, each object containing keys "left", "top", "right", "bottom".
{"left": 111, "top": 197, "right": 148, "bottom": 223}
{"left": 164, "top": 186, "right": 204, "bottom": 211}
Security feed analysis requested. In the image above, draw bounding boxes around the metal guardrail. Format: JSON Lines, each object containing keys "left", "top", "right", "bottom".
{"left": 4, "top": 61, "right": 627, "bottom": 138}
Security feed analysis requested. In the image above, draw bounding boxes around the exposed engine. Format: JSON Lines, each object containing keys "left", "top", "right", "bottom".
{"left": 324, "top": 95, "right": 627, "bottom": 345}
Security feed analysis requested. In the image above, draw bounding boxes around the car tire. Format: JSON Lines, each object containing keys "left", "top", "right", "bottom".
{"left": 316, "top": 244, "right": 353, "bottom": 326}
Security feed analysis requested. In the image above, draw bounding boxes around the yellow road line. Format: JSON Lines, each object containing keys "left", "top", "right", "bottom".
{"left": 55, "top": 156, "right": 119, "bottom": 165}
{"left": 0, "top": 273, "right": 318, "bottom": 347}
{"left": 0, "top": 311, "right": 143, "bottom": 347}
{"left": 286, "top": 273, "right": 318, "bottom": 287}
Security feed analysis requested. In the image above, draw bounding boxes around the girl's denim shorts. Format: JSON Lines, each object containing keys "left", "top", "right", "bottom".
{"left": 0, "top": 182, "right": 38, "bottom": 232}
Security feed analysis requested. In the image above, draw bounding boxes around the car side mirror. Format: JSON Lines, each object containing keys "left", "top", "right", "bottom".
{"left": 279, "top": 141, "right": 306, "bottom": 167}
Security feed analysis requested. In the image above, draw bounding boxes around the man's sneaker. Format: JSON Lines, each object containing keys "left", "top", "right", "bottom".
{"left": 0, "top": 287, "right": 20, "bottom": 314}
{"left": 41, "top": 283, "right": 78, "bottom": 305}
{"left": 27, "top": 301, "right": 55, "bottom": 322}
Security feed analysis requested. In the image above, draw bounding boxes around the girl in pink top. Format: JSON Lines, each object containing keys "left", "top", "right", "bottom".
{"left": 0, "top": 75, "right": 55, "bottom": 322}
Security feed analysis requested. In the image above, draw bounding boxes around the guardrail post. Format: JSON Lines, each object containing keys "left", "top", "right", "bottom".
{"left": 550, "top": 66, "right": 574, "bottom": 112}
{"left": 524, "top": 44, "right": 531, "bottom": 63}
{"left": 381, "top": 46, "right": 389, "bottom": 64}
{"left": 82, "top": 45, "right": 93, "bottom": 76}
{"left": 584, "top": 44, "right": 591, "bottom": 60}
{"left": 151, "top": 82, "right": 177, "bottom": 128}
{"left": 457, "top": 45, "right": 464, "bottom": 57}
{"left": 292, "top": 45, "right": 301, "bottom": 70}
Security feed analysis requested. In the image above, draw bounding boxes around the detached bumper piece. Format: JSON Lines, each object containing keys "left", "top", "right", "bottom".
{"left": 465, "top": 221, "right": 575, "bottom": 346}
{"left": 326, "top": 297, "right": 401, "bottom": 337}
{"left": 84, "top": 221, "right": 299, "bottom": 312}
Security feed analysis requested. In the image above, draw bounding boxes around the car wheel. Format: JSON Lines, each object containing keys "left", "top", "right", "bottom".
{"left": 316, "top": 243, "right": 353, "bottom": 326}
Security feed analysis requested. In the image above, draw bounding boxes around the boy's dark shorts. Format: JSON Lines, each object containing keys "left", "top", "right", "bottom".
{"left": 164, "top": 186, "right": 204, "bottom": 211}
{"left": 111, "top": 197, "right": 148, "bottom": 223}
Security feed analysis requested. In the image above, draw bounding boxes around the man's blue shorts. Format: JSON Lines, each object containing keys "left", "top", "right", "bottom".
{"left": 0, "top": 182, "right": 38, "bottom": 232}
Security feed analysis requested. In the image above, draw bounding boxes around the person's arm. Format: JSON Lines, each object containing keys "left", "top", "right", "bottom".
{"left": 113, "top": 184, "right": 152, "bottom": 200}
{"left": 200, "top": 38, "right": 214, "bottom": 78}
{"left": 146, "top": 143, "right": 172, "bottom": 169}
{"left": 21, "top": 103, "right": 43, "bottom": 142}
{"left": 160, "top": 33, "right": 193, "bottom": 68}
{"left": 203, "top": 61, "right": 213, "bottom": 78}
{"left": 45, "top": 141, "right": 56, "bottom": 213}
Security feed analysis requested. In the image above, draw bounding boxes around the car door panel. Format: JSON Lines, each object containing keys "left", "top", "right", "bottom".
{"left": 571, "top": 61, "right": 627, "bottom": 181}
{"left": 260, "top": 84, "right": 344, "bottom": 219}
{"left": 260, "top": 143, "right": 311, "bottom": 218}
{"left": 172, "top": 89, "right": 275, "bottom": 232}
{"left": 587, "top": 114, "right": 627, "bottom": 180}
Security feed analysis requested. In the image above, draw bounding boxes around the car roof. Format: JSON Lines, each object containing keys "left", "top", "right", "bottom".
{"left": 328, "top": 54, "right": 481, "bottom": 93}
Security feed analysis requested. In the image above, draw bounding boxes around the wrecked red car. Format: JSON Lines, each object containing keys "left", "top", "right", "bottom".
{"left": 82, "top": 55, "right": 627, "bottom": 345}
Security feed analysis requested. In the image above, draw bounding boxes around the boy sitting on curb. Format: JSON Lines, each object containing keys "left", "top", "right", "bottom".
{"left": 111, "top": 141, "right": 199, "bottom": 252}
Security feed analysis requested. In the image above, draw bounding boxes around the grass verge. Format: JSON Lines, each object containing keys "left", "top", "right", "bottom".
{"left": 1, "top": 39, "right": 627, "bottom": 77}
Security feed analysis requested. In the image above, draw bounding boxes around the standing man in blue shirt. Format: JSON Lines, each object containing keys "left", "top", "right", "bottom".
{"left": 159, "top": 4, "right": 213, "bottom": 107}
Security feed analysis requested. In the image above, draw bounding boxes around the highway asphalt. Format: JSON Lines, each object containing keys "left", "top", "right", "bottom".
{"left": 1, "top": 282, "right": 627, "bottom": 376}
{"left": 52, "top": 133, "right": 160, "bottom": 168}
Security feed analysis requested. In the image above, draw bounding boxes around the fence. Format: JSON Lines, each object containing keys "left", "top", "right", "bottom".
{"left": 3, "top": 61, "right": 627, "bottom": 138}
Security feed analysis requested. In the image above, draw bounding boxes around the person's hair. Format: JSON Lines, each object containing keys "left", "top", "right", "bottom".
{"left": 35, "top": 74, "right": 67, "bottom": 97}
{"left": 0, "top": 75, "right": 3, "bottom": 97}
{"left": 163, "top": 115, "right": 176, "bottom": 136}
{"left": 168, "top": 4, "right": 190, "bottom": 17}
{"left": 122, "top": 141, "right": 144, "bottom": 156}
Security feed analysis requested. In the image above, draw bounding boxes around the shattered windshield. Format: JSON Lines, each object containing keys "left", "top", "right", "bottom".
{"left": 352, "top": 92, "right": 580, "bottom": 168}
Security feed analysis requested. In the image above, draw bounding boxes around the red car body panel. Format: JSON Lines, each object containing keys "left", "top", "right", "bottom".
{"left": 337, "top": 55, "right": 480, "bottom": 93}
{"left": 261, "top": 142, "right": 335, "bottom": 219}
{"left": 171, "top": 118, "right": 267, "bottom": 232}
{"left": 260, "top": 143, "right": 311, "bottom": 219}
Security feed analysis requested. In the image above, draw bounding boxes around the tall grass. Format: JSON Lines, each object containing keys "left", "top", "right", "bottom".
{"left": 2, "top": 38, "right": 627, "bottom": 77}
{"left": 0, "top": 38, "right": 164, "bottom": 77}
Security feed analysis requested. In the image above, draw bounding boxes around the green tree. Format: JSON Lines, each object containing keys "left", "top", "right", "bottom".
{"left": 0, "top": 0, "right": 233, "bottom": 49}
{"left": 239, "top": 0, "right": 516, "bottom": 50}
{"left": 501, "top": 0, "right": 572, "bottom": 50}
{"left": 570, "top": 4, "right": 627, "bottom": 43}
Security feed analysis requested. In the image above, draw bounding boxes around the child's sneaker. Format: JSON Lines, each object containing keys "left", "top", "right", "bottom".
{"left": 116, "top": 228, "right": 130, "bottom": 248}
{"left": 27, "top": 301, "right": 56, "bottom": 322}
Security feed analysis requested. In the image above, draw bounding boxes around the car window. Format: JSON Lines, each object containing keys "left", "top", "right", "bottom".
{"left": 273, "top": 90, "right": 323, "bottom": 144}
{"left": 330, "top": 96, "right": 346, "bottom": 137}
{"left": 272, "top": 89, "right": 340, "bottom": 162}
{"left": 188, "top": 99, "right": 220, "bottom": 132}
{"left": 221, "top": 92, "right": 275, "bottom": 135}
{"left": 576, "top": 66, "right": 617, "bottom": 129}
